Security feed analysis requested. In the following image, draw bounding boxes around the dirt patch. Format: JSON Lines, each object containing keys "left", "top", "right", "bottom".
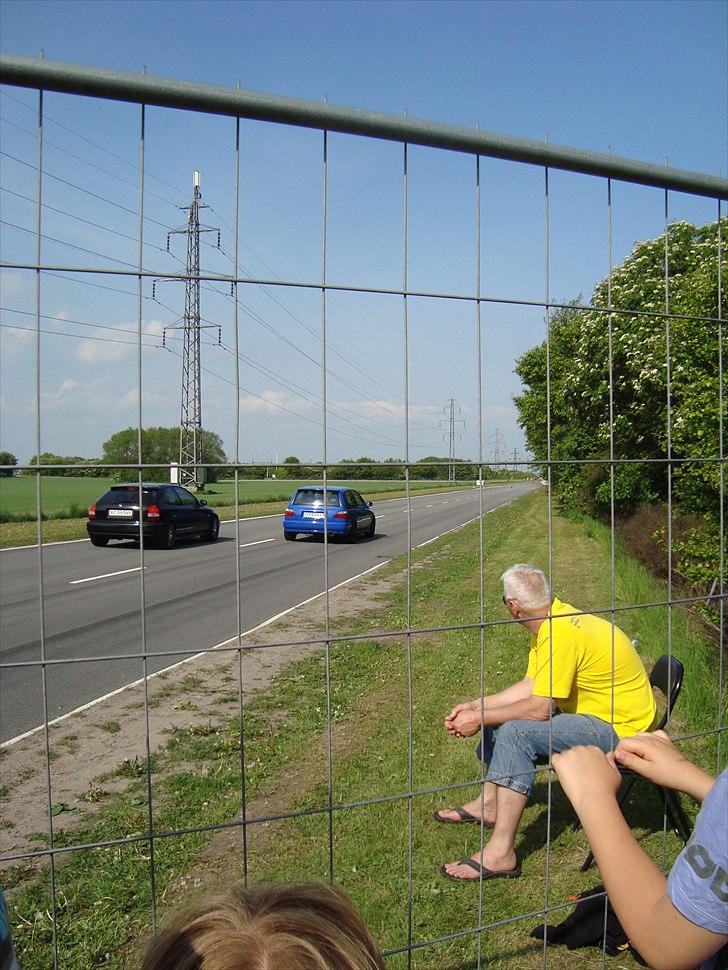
{"left": 164, "top": 657, "right": 405, "bottom": 903}
{"left": 0, "top": 566, "right": 401, "bottom": 863}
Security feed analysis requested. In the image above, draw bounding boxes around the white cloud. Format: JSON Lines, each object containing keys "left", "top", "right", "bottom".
{"left": 77, "top": 339, "right": 132, "bottom": 364}
{"left": 119, "top": 387, "right": 175, "bottom": 410}
{"left": 0, "top": 269, "right": 31, "bottom": 298}
{"left": 239, "top": 389, "right": 315, "bottom": 416}
{"left": 41, "top": 378, "right": 82, "bottom": 410}
{"left": 1, "top": 324, "right": 34, "bottom": 346}
{"left": 75, "top": 318, "right": 166, "bottom": 364}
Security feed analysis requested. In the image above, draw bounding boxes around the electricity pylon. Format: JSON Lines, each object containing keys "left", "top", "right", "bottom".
{"left": 157, "top": 171, "right": 220, "bottom": 487}
{"left": 489, "top": 427, "right": 506, "bottom": 468}
{"left": 439, "top": 399, "right": 464, "bottom": 482}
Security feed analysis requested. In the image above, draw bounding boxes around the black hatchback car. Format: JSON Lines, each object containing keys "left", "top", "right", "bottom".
{"left": 87, "top": 483, "right": 220, "bottom": 549}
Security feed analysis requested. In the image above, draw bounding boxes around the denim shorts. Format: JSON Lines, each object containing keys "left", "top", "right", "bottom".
{"left": 475, "top": 713, "right": 619, "bottom": 797}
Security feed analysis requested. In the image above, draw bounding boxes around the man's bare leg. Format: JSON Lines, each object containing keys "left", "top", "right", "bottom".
{"left": 436, "top": 780, "right": 498, "bottom": 824}
{"left": 442, "top": 785, "right": 527, "bottom": 878}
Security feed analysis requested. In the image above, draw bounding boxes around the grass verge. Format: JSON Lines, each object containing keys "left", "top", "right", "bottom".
{"left": 6, "top": 491, "right": 724, "bottom": 968}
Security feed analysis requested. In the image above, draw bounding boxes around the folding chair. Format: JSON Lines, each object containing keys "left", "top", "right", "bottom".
{"left": 580, "top": 654, "right": 692, "bottom": 872}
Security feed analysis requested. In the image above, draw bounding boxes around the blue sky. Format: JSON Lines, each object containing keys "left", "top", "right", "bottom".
{"left": 0, "top": 0, "right": 725, "bottom": 466}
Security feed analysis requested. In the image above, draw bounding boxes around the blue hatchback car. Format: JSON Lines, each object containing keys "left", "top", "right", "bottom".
{"left": 283, "top": 486, "right": 376, "bottom": 542}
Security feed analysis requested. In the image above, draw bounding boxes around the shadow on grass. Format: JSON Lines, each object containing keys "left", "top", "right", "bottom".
{"left": 519, "top": 775, "right": 692, "bottom": 869}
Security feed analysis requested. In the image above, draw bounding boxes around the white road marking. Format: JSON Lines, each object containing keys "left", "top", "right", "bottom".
{"left": 71, "top": 566, "right": 143, "bottom": 585}
{"left": 2, "top": 558, "right": 392, "bottom": 748}
{"left": 239, "top": 538, "right": 275, "bottom": 549}
{"left": 425, "top": 504, "right": 434, "bottom": 508}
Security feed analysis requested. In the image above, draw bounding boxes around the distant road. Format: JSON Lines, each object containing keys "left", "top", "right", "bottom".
{"left": 0, "top": 483, "right": 535, "bottom": 743}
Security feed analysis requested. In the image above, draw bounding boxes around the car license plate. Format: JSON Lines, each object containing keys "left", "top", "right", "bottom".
{"left": 108, "top": 509, "right": 134, "bottom": 517}
{"left": 302, "top": 512, "right": 325, "bottom": 519}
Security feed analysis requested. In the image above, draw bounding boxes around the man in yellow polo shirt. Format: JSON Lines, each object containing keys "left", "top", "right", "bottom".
{"left": 437, "top": 563, "right": 656, "bottom": 882}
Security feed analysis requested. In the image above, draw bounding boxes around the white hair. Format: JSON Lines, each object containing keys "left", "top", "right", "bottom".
{"left": 501, "top": 564, "right": 551, "bottom": 612}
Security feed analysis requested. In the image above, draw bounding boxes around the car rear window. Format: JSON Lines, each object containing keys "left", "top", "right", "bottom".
{"left": 292, "top": 489, "right": 341, "bottom": 507}
{"left": 97, "top": 486, "right": 157, "bottom": 507}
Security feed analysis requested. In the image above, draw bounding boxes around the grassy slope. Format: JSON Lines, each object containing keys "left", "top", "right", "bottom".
{"left": 6, "top": 491, "right": 724, "bottom": 968}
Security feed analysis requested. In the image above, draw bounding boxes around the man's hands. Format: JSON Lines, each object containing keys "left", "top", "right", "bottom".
{"left": 444, "top": 702, "right": 482, "bottom": 738}
{"left": 551, "top": 746, "right": 622, "bottom": 813}
{"left": 614, "top": 730, "right": 714, "bottom": 802}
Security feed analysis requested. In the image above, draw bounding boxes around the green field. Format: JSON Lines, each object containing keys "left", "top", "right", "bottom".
{"left": 0, "top": 476, "right": 481, "bottom": 520}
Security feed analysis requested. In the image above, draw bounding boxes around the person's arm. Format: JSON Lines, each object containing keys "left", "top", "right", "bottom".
{"left": 552, "top": 746, "right": 727, "bottom": 970}
{"left": 614, "top": 731, "right": 714, "bottom": 802}
{"left": 445, "top": 678, "right": 553, "bottom": 737}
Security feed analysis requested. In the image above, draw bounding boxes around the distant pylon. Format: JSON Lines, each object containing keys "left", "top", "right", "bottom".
{"left": 489, "top": 427, "right": 505, "bottom": 467}
{"left": 159, "top": 171, "right": 220, "bottom": 487}
{"left": 439, "top": 399, "right": 464, "bottom": 482}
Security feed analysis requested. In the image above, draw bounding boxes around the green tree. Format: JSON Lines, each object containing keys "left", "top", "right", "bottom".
{"left": 0, "top": 451, "right": 17, "bottom": 476}
{"left": 25, "top": 453, "right": 100, "bottom": 477}
{"left": 280, "top": 456, "right": 300, "bottom": 479}
{"left": 514, "top": 218, "right": 726, "bottom": 599}
{"left": 102, "top": 427, "right": 227, "bottom": 482}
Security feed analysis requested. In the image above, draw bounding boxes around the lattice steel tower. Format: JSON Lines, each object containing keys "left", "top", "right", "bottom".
{"left": 162, "top": 172, "right": 220, "bottom": 487}
{"left": 439, "top": 399, "right": 464, "bottom": 483}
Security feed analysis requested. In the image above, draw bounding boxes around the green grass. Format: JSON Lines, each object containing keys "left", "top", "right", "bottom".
{"left": 0, "top": 477, "right": 113, "bottom": 517}
{"left": 6, "top": 491, "right": 724, "bottom": 969}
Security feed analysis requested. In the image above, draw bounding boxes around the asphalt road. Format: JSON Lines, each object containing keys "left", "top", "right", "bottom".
{"left": 0, "top": 483, "right": 535, "bottom": 743}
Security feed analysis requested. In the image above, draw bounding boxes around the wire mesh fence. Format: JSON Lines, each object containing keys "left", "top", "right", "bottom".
{"left": 0, "top": 54, "right": 726, "bottom": 969}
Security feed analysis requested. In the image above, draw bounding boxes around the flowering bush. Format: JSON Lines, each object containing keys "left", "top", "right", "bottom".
{"left": 515, "top": 218, "right": 726, "bottom": 620}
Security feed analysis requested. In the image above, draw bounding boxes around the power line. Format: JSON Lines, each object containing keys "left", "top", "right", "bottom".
{"left": 0, "top": 112, "right": 181, "bottom": 209}
{"left": 1, "top": 187, "right": 175, "bottom": 258}
{"left": 1, "top": 151, "right": 182, "bottom": 234}
{"left": 2, "top": 113, "right": 439, "bottom": 414}
{"left": 2, "top": 123, "right": 441, "bottom": 431}
{"left": 0, "top": 321, "right": 161, "bottom": 349}
{"left": 1, "top": 88, "right": 183, "bottom": 199}
{"left": 163, "top": 345, "right": 417, "bottom": 451}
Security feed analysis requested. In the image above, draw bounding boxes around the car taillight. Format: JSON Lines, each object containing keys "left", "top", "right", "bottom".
{"left": 88, "top": 503, "right": 96, "bottom": 519}
{"left": 333, "top": 511, "right": 348, "bottom": 520}
{"left": 284, "top": 509, "right": 295, "bottom": 517}
{"left": 147, "top": 504, "right": 161, "bottom": 519}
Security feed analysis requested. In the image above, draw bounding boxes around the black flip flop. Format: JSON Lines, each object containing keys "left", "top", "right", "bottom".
{"left": 433, "top": 807, "right": 494, "bottom": 826}
{"left": 440, "top": 858, "right": 521, "bottom": 881}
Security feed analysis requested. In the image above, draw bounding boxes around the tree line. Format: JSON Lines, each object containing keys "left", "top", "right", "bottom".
{"left": 7, "top": 437, "right": 531, "bottom": 484}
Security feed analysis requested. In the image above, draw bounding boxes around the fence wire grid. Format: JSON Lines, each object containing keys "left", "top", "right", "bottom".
{"left": 0, "top": 55, "right": 726, "bottom": 970}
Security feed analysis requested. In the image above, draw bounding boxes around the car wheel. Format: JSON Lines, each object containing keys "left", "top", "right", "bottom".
{"left": 284, "top": 531, "right": 297, "bottom": 541}
{"left": 346, "top": 520, "right": 358, "bottom": 543}
{"left": 90, "top": 536, "right": 109, "bottom": 547}
{"left": 161, "top": 523, "right": 176, "bottom": 550}
{"left": 204, "top": 517, "right": 220, "bottom": 542}
{"left": 367, "top": 515, "right": 376, "bottom": 537}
